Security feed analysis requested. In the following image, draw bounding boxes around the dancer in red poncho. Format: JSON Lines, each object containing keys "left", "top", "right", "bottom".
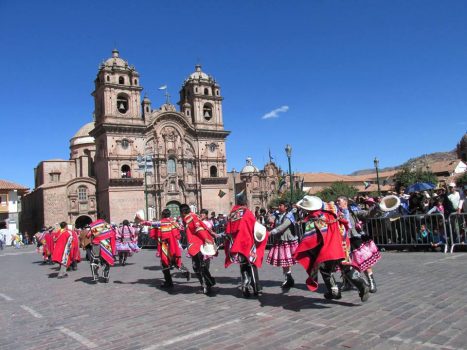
{"left": 180, "top": 204, "right": 216, "bottom": 295}
{"left": 87, "top": 219, "right": 116, "bottom": 283}
{"left": 149, "top": 209, "right": 191, "bottom": 288}
{"left": 225, "top": 191, "right": 268, "bottom": 297}
{"left": 52, "top": 222, "right": 73, "bottom": 279}
{"left": 294, "top": 195, "right": 369, "bottom": 302}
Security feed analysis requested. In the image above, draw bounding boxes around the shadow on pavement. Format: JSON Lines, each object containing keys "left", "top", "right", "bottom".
{"left": 75, "top": 276, "right": 99, "bottom": 285}
{"left": 258, "top": 291, "right": 358, "bottom": 311}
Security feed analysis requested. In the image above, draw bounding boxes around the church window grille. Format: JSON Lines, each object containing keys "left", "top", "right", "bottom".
{"left": 119, "top": 76, "right": 125, "bottom": 84}
{"left": 203, "top": 104, "right": 213, "bottom": 121}
{"left": 121, "top": 139, "right": 129, "bottom": 149}
{"left": 121, "top": 165, "right": 131, "bottom": 178}
{"left": 117, "top": 94, "right": 129, "bottom": 114}
{"left": 210, "top": 166, "right": 218, "bottom": 178}
{"left": 78, "top": 186, "right": 87, "bottom": 201}
{"left": 50, "top": 173, "right": 60, "bottom": 182}
{"left": 167, "top": 159, "right": 176, "bottom": 174}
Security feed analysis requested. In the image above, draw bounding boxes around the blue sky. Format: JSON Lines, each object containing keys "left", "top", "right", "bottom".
{"left": 1, "top": 0, "right": 466, "bottom": 189}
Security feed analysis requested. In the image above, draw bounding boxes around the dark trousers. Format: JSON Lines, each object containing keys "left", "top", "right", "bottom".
{"left": 191, "top": 252, "right": 215, "bottom": 287}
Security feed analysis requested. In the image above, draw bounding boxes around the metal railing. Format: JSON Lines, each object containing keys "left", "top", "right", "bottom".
{"left": 365, "top": 213, "right": 448, "bottom": 253}
{"left": 448, "top": 213, "right": 467, "bottom": 253}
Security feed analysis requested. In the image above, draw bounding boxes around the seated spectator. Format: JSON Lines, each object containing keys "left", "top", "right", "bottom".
{"left": 416, "top": 224, "right": 431, "bottom": 244}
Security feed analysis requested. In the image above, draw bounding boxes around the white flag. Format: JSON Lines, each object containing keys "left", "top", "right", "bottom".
{"left": 158, "top": 85, "right": 167, "bottom": 90}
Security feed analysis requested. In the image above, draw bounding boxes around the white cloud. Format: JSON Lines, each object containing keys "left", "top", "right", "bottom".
{"left": 261, "top": 105, "right": 289, "bottom": 120}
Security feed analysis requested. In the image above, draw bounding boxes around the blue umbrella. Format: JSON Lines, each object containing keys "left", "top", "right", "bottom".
{"left": 405, "top": 182, "right": 435, "bottom": 193}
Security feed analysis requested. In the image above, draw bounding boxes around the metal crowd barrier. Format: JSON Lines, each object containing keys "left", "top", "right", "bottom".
{"left": 365, "top": 213, "right": 448, "bottom": 253}
{"left": 448, "top": 213, "right": 467, "bottom": 253}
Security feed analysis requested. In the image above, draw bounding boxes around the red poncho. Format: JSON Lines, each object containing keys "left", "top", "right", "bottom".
{"left": 70, "top": 230, "right": 81, "bottom": 263}
{"left": 88, "top": 220, "right": 117, "bottom": 266}
{"left": 43, "top": 232, "right": 54, "bottom": 257}
{"left": 293, "top": 203, "right": 350, "bottom": 290}
{"left": 52, "top": 229, "right": 73, "bottom": 267}
{"left": 183, "top": 213, "right": 213, "bottom": 257}
{"left": 224, "top": 205, "right": 268, "bottom": 269}
{"left": 151, "top": 218, "right": 182, "bottom": 268}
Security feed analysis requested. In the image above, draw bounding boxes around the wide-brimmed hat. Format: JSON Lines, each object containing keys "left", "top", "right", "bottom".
{"left": 200, "top": 242, "right": 217, "bottom": 256}
{"left": 296, "top": 196, "right": 323, "bottom": 211}
{"left": 448, "top": 182, "right": 456, "bottom": 188}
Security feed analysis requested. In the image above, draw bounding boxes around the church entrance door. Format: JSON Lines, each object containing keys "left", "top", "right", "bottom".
{"left": 75, "top": 215, "right": 92, "bottom": 229}
{"left": 166, "top": 201, "right": 181, "bottom": 218}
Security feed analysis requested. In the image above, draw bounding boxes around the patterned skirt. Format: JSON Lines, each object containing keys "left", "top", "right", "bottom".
{"left": 350, "top": 240, "right": 381, "bottom": 271}
{"left": 267, "top": 240, "right": 298, "bottom": 267}
{"left": 116, "top": 242, "right": 131, "bottom": 253}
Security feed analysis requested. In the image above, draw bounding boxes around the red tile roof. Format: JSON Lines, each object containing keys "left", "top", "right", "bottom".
{"left": 0, "top": 179, "right": 29, "bottom": 191}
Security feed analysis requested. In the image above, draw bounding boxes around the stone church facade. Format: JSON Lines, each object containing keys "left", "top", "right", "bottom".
{"left": 22, "top": 50, "right": 233, "bottom": 231}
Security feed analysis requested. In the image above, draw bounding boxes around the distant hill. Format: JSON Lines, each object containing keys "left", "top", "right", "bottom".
{"left": 349, "top": 150, "right": 458, "bottom": 176}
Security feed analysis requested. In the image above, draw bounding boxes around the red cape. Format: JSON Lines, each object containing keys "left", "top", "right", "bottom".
{"left": 70, "top": 230, "right": 81, "bottom": 263}
{"left": 52, "top": 229, "right": 73, "bottom": 267}
{"left": 153, "top": 218, "right": 182, "bottom": 268}
{"left": 224, "top": 205, "right": 268, "bottom": 268}
{"left": 293, "top": 206, "right": 349, "bottom": 290}
{"left": 43, "top": 232, "right": 54, "bottom": 257}
{"left": 89, "top": 219, "right": 117, "bottom": 266}
{"left": 183, "top": 213, "right": 213, "bottom": 257}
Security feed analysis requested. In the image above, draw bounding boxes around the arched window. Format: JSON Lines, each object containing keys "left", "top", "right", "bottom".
{"left": 170, "top": 181, "right": 176, "bottom": 192}
{"left": 195, "top": 87, "right": 198, "bottom": 93}
{"left": 119, "top": 76, "right": 125, "bottom": 84}
{"left": 216, "top": 90, "right": 219, "bottom": 96}
{"left": 204, "top": 88, "right": 209, "bottom": 95}
{"left": 203, "top": 103, "right": 213, "bottom": 121}
{"left": 78, "top": 186, "right": 87, "bottom": 201}
{"left": 106, "top": 76, "right": 110, "bottom": 82}
{"left": 146, "top": 107, "right": 149, "bottom": 113}
{"left": 117, "top": 94, "right": 129, "bottom": 114}
{"left": 210, "top": 166, "right": 218, "bottom": 177}
{"left": 186, "top": 161, "right": 193, "bottom": 172}
{"left": 167, "top": 159, "right": 176, "bottom": 174}
{"left": 121, "top": 165, "right": 131, "bottom": 178}
{"left": 134, "top": 79, "right": 138, "bottom": 85}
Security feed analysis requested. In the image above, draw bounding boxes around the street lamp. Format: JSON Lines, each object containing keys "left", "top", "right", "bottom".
{"left": 232, "top": 168, "right": 237, "bottom": 205}
{"left": 137, "top": 154, "right": 154, "bottom": 220}
{"left": 285, "top": 144, "right": 293, "bottom": 202}
{"left": 374, "top": 157, "right": 381, "bottom": 196}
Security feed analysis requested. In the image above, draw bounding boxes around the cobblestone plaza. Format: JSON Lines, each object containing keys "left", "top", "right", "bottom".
{"left": 1, "top": 247, "right": 466, "bottom": 350}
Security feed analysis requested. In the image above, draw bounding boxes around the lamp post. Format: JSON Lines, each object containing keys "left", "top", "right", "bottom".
{"left": 285, "top": 144, "right": 293, "bottom": 202}
{"left": 374, "top": 157, "right": 381, "bottom": 196}
{"left": 137, "top": 154, "right": 153, "bottom": 220}
{"left": 232, "top": 168, "right": 237, "bottom": 205}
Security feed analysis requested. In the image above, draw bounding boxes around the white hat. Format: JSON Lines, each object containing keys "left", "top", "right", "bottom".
{"left": 200, "top": 242, "right": 217, "bottom": 256}
{"left": 296, "top": 195, "right": 323, "bottom": 211}
{"left": 254, "top": 222, "right": 267, "bottom": 242}
{"left": 448, "top": 182, "right": 456, "bottom": 187}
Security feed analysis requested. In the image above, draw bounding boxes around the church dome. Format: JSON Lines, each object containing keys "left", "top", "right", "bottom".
{"left": 241, "top": 157, "right": 259, "bottom": 174}
{"left": 187, "top": 64, "right": 212, "bottom": 81}
{"left": 70, "top": 122, "right": 95, "bottom": 147}
{"left": 104, "top": 49, "right": 128, "bottom": 68}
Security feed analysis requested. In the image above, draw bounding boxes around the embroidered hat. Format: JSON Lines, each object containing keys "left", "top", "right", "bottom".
{"left": 296, "top": 195, "right": 323, "bottom": 211}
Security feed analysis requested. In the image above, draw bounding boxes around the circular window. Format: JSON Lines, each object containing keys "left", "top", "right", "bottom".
{"left": 121, "top": 139, "right": 129, "bottom": 149}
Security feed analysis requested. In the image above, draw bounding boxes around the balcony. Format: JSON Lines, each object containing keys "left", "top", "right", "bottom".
{"left": 201, "top": 177, "right": 228, "bottom": 185}
{"left": 109, "top": 178, "right": 144, "bottom": 187}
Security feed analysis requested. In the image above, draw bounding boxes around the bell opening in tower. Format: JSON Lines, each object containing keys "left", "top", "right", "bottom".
{"left": 117, "top": 94, "right": 129, "bottom": 114}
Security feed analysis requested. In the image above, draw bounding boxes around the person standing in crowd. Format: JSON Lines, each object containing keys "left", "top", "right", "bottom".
{"left": 52, "top": 222, "right": 73, "bottom": 279}
{"left": 149, "top": 209, "right": 188, "bottom": 288}
{"left": 336, "top": 196, "right": 381, "bottom": 293}
{"left": 69, "top": 228, "right": 81, "bottom": 271}
{"left": 87, "top": 220, "right": 116, "bottom": 283}
{"left": 224, "top": 191, "right": 269, "bottom": 297}
{"left": 116, "top": 220, "right": 140, "bottom": 266}
{"left": 267, "top": 200, "right": 298, "bottom": 289}
{"left": 180, "top": 204, "right": 216, "bottom": 295}
{"left": 294, "top": 195, "right": 370, "bottom": 302}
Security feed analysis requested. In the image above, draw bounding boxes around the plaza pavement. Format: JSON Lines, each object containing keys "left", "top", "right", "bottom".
{"left": 1, "top": 245, "right": 467, "bottom": 350}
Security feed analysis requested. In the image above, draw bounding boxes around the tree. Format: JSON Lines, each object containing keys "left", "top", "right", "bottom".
{"left": 268, "top": 189, "right": 307, "bottom": 208}
{"left": 316, "top": 182, "right": 358, "bottom": 202}
{"left": 457, "top": 172, "right": 467, "bottom": 189}
{"left": 393, "top": 166, "right": 438, "bottom": 192}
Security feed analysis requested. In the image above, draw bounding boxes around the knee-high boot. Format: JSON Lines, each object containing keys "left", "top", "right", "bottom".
{"left": 249, "top": 264, "right": 261, "bottom": 295}
{"left": 161, "top": 267, "right": 174, "bottom": 288}
{"left": 344, "top": 267, "right": 370, "bottom": 302}
{"left": 240, "top": 263, "right": 251, "bottom": 297}
{"left": 102, "top": 263, "right": 110, "bottom": 283}
{"left": 365, "top": 271, "right": 377, "bottom": 293}
{"left": 320, "top": 269, "right": 341, "bottom": 300}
